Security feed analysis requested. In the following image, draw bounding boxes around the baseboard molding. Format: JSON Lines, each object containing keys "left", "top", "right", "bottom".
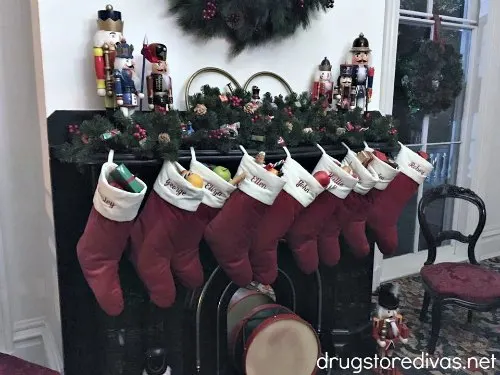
{"left": 13, "top": 317, "right": 64, "bottom": 374}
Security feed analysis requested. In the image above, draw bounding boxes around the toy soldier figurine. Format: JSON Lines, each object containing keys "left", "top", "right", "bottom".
{"left": 350, "top": 33, "right": 375, "bottom": 113}
{"left": 93, "top": 4, "right": 124, "bottom": 117}
{"left": 141, "top": 43, "right": 173, "bottom": 113}
{"left": 311, "top": 57, "right": 333, "bottom": 108}
{"left": 372, "top": 283, "right": 409, "bottom": 375}
{"left": 251, "top": 86, "right": 262, "bottom": 106}
{"left": 113, "top": 42, "right": 144, "bottom": 118}
{"left": 334, "top": 64, "right": 356, "bottom": 111}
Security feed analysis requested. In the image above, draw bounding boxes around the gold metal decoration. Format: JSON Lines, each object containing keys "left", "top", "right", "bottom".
{"left": 185, "top": 67, "right": 241, "bottom": 110}
{"left": 243, "top": 71, "right": 293, "bottom": 95}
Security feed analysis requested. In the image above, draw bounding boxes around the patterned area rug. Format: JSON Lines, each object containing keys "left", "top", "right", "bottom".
{"left": 392, "top": 257, "right": 500, "bottom": 375}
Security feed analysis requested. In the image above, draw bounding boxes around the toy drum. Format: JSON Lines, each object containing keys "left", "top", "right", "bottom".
{"left": 230, "top": 304, "right": 320, "bottom": 375}
{"left": 227, "top": 288, "right": 274, "bottom": 339}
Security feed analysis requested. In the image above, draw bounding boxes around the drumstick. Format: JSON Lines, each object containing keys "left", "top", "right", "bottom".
{"left": 230, "top": 172, "right": 246, "bottom": 186}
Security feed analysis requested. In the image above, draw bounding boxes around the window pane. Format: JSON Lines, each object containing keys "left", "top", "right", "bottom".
{"left": 401, "top": 0, "right": 428, "bottom": 12}
{"left": 393, "top": 24, "right": 431, "bottom": 144}
{"left": 433, "top": 0, "right": 466, "bottom": 18}
{"left": 418, "top": 143, "right": 460, "bottom": 250}
{"left": 428, "top": 29, "right": 470, "bottom": 143}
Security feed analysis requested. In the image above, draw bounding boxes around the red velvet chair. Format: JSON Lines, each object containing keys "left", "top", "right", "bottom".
{"left": 417, "top": 184, "right": 500, "bottom": 354}
{"left": 0, "top": 353, "right": 60, "bottom": 374}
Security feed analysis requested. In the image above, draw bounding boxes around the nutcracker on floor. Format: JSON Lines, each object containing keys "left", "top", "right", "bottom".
{"left": 142, "top": 42, "right": 173, "bottom": 113}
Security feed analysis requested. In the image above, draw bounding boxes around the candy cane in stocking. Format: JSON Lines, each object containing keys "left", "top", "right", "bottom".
{"left": 130, "top": 161, "right": 204, "bottom": 308}
{"left": 77, "top": 150, "right": 147, "bottom": 316}
{"left": 366, "top": 142, "right": 433, "bottom": 255}
{"left": 204, "top": 145, "right": 286, "bottom": 286}
{"left": 249, "top": 147, "right": 324, "bottom": 284}
{"left": 285, "top": 144, "right": 358, "bottom": 272}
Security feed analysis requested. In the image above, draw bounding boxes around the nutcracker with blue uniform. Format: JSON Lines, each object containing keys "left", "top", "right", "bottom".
{"left": 350, "top": 33, "right": 375, "bottom": 113}
{"left": 141, "top": 43, "right": 173, "bottom": 113}
{"left": 93, "top": 4, "right": 124, "bottom": 117}
{"left": 372, "top": 283, "right": 409, "bottom": 375}
{"left": 113, "top": 42, "right": 144, "bottom": 118}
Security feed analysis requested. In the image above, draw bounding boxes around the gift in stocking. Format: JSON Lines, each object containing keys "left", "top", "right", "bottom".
{"left": 130, "top": 161, "right": 204, "bottom": 308}
{"left": 204, "top": 145, "right": 286, "bottom": 286}
{"left": 77, "top": 150, "right": 147, "bottom": 316}
{"left": 170, "top": 147, "right": 237, "bottom": 287}
{"left": 367, "top": 142, "right": 433, "bottom": 255}
{"left": 249, "top": 147, "right": 324, "bottom": 284}
{"left": 286, "top": 144, "right": 358, "bottom": 273}
{"left": 321, "top": 142, "right": 400, "bottom": 260}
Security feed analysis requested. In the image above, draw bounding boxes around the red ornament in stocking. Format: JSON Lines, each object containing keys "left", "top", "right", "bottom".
{"left": 286, "top": 144, "right": 358, "bottom": 273}
{"left": 367, "top": 142, "right": 433, "bottom": 255}
{"left": 130, "top": 161, "right": 204, "bottom": 308}
{"left": 171, "top": 147, "right": 237, "bottom": 286}
{"left": 249, "top": 147, "right": 324, "bottom": 284}
{"left": 77, "top": 151, "right": 147, "bottom": 316}
{"left": 204, "top": 146, "right": 286, "bottom": 286}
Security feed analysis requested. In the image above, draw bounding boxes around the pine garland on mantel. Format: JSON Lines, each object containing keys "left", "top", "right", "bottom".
{"left": 56, "top": 85, "right": 398, "bottom": 164}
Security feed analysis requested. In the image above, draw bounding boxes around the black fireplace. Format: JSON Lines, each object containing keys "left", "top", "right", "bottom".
{"left": 48, "top": 110, "right": 382, "bottom": 375}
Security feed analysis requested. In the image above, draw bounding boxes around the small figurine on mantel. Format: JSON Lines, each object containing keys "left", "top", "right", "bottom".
{"left": 113, "top": 42, "right": 144, "bottom": 118}
{"left": 334, "top": 64, "right": 356, "bottom": 111}
{"left": 350, "top": 33, "right": 375, "bottom": 113}
{"left": 311, "top": 57, "right": 333, "bottom": 108}
{"left": 251, "top": 86, "right": 262, "bottom": 107}
{"left": 93, "top": 4, "right": 124, "bottom": 117}
{"left": 141, "top": 42, "right": 173, "bottom": 113}
{"left": 372, "top": 283, "right": 409, "bottom": 375}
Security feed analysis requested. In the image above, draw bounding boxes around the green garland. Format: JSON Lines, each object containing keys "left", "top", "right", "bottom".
{"left": 168, "top": 0, "right": 334, "bottom": 55}
{"left": 400, "top": 40, "right": 464, "bottom": 115}
{"left": 56, "top": 85, "right": 398, "bottom": 164}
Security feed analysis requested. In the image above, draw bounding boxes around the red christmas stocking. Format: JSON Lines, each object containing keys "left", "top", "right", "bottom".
{"left": 204, "top": 145, "right": 286, "bottom": 286}
{"left": 337, "top": 143, "right": 381, "bottom": 258}
{"left": 324, "top": 142, "right": 400, "bottom": 260}
{"left": 170, "top": 148, "right": 236, "bottom": 287}
{"left": 367, "top": 142, "right": 433, "bottom": 255}
{"left": 77, "top": 151, "right": 147, "bottom": 316}
{"left": 130, "top": 161, "right": 204, "bottom": 307}
{"left": 285, "top": 144, "right": 357, "bottom": 273}
{"left": 249, "top": 147, "right": 324, "bottom": 284}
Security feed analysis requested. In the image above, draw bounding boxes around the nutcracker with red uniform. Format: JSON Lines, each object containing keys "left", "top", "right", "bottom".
{"left": 350, "top": 33, "right": 375, "bottom": 113}
{"left": 334, "top": 64, "right": 356, "bottom": 111}
{"left": 311, "top": 57, "right": 334, "bottom": 107}
{"left": 93, "top": 4, "right": 124, "bottom": 117}
{"left": 141, "top": 42, "right": 173, "bottom": 113}
{"left": 372, "top": 283, "right": 409, "bottom": 375}
{"left": 113, "top": 42, "right": 144, "bottom": 118}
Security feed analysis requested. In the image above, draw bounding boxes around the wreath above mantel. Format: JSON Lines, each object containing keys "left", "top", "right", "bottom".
{"left": 168, "top": 0, "right": 335, "bottom": 55}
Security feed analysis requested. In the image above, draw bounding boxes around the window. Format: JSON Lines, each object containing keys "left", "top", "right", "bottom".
{"left": 388, "top": 0, "right": 478, "bottom": 257}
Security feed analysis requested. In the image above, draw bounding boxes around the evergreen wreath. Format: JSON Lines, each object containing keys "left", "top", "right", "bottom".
{"left": 400, "top": 38, "right": 464, "bottom": 115}
{"left": 168, "top": 0, "right": 335, "bottom": 55}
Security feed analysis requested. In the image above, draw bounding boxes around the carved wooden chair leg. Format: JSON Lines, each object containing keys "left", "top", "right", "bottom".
{"left": 419, "top": 291, "right": 431, "bottom": 322}
{"left": 467, "top": 310, "right": 473, "bottom": 324}
{"left": 427, "top": 300, "right": 442, "bottom": 355}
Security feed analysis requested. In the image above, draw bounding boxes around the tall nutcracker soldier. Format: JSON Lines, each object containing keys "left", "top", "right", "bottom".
{"left": 334, "top": 64, "right": 356, "bottom": 111}
{"left": 141, "top": 43, "right": 173, "bottom": 113}
{"left": 113, "top": 42, "right": 144, "bottom": 118}
{"left": 93, "top": 4, "right": 124, "bottom": 118}
{"left": 350, "top": 33, "right": 375, "bottom": 113}
{"left": 311, "top": 57, "right": 334, "bottom": 108}
{"left": 372, "top": 283, "right": 409, "bottom": 375}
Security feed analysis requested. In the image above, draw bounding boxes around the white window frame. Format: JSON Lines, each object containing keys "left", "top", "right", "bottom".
{"left": 373, "top": 0, "right": 480, "bottom": 286}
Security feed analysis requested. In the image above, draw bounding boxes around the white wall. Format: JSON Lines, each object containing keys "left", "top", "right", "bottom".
{"left": 38, "top": 0, "right": 386, "bottom": 116}
{"left": 0, "top": 0, "right": 62, "bottom": 371}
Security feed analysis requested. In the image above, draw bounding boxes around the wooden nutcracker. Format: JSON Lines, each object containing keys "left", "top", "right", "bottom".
{"left": 93, "top": 4, "right": 124, "bottom": 117}
{"left": 350, "top": 33, "right": 375, "bottom": 113}
{"left": 334, "top": 64, "right": 356, "bottom": 111}
{"left": 372, "top": 283, "right": 409, "bottom": 375}
{"left": 113, "top": 42, "right": 144, "bottom": 118}
{"left": 312, "top": 57, "right": 333, "bottom": 107}
{"left": 141, "top": 43, "right": 173, "bottom": 113}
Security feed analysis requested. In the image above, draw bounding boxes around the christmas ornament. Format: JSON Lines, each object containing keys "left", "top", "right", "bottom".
{"left": 142, "top": 42, "right": 173, "bottom": 113}
{"left": 158, "top": 132, "right": 171, "bottom": 143}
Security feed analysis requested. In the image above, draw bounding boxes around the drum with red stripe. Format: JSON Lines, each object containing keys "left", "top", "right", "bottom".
{"left": 229, "top": 302, "right": 320, "bottom": 375}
